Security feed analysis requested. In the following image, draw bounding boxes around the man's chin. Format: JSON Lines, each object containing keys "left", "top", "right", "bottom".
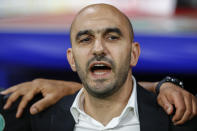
{"left": 88, "top": 79, "right": 112, "bottom": 89}
{"left": 84, "top": 82, "right": 117, "bottom": 98}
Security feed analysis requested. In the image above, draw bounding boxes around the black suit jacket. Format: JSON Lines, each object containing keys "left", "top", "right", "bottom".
{"left": 0, "top": 84, "right": 197, "bottom": 131}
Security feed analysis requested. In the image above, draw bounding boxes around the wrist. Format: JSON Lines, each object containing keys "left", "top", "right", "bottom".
{"left": 153, "top": 82, "right": 159, "bottom": 94}
{"left": 64, "top": 82, "right": 82, "bottom": 95}
{"left": 155, "top": 76, "right": 184, "bottom": 96}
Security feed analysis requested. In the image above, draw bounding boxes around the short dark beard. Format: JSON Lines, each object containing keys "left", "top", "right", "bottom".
{"left": 74, "top": 55, "right": 131, "bottom": 98}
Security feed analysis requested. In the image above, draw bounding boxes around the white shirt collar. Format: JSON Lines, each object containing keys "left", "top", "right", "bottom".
{"left": 70, "top": 76, "right": 139, "bottom": 124}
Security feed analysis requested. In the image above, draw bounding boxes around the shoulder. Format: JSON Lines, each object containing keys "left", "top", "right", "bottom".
{"left": 31, "top": 94, "right": 76, "bottom": 131}
{"left": 0, "top": 94, "right": 32, "bottom": 131}
{"left": 0, "top": 92, "right": 76, "bottom": 131}
{"left": 136, "top": 84, "right": 197, "bottom": 131}
{"left": 136, "top": 83, "right": 170, "bottom": 130}
{"left": 136, "top": 83, "right": 158, "bottom": 107}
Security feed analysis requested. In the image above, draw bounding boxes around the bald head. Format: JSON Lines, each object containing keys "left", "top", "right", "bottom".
{"left": 70, "top": 4, "right": 134, "bottom": 43}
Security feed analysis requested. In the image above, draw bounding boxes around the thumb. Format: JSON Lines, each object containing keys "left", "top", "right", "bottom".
{"left": 30, "top": 96, "right": 54, "bottom": 115}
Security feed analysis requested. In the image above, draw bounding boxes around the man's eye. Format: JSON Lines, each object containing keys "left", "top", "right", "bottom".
{"left": 80, "top": 37, "right": 91, "bottom": 43}
{"left": 107, "top": 36, "right": 119, "bottom": 40}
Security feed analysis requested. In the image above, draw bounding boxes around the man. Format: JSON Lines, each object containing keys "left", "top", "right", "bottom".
{"left": 64, "top": 4, "right": 196, "bottom": 130}
{"left": 0, "top": 3, "right": 197, "bottom": 131}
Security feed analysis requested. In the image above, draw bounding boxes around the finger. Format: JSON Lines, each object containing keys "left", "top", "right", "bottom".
{"left": 174, "top": 93, "right": 192, "bottom": 125}
{"left": 190, "top": 96, "right": 197, "bottom": 119}
{"left": 30, "top": 95, "right": 55, "bottom": 115}
{"left": 1, "top": 82, "right": 32, "bottom": 95}
{"left": 0, "top": 86, "right": 19, "bottom": 95}
{"left": 157, "top": 95, "right": 173, "bottom": 115}
{"left": 16, "top": 89, "right": 39, "bottom": 118}
{"left": 172, "top": 92, "right": 186, "bottom": 123}
{"left": 3, "top": 92, "right": 21, "bottom": 110}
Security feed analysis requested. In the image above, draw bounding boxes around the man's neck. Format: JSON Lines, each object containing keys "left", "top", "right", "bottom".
{"left": 83, "top": 72, "right": 133, "bottom": 126}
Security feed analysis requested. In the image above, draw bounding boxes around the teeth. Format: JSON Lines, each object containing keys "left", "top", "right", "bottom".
{"left": 94, "top": 64, "right": 105, "bottom": 67}
{"left": 94, "top": 72, "right": 105, "bottom": 75}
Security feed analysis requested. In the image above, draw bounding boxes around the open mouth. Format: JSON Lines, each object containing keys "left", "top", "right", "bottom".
{"left": 89, "top": 62, "right": 112, "bottom": 76}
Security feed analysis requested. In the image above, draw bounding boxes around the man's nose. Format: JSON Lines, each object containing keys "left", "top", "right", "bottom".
{"left": 92, "top": 39, "right": 106, "bottom": 56}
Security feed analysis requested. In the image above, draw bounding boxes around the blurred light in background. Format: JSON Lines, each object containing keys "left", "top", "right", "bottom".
{"left": 0, "top": 0, "right": 177, "bottom": 17}
{"left": 0, "top": 0, "right": 197, "bottom": 93}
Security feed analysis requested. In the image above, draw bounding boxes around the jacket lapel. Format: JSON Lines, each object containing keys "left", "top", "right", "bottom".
{"left": 50, "top": 94, "right": 76, "bottom": 131}
{"left": 31, "top": 94, "right": 76, "bottom": 131}
{"left": 137, "top": 84, "right": 170, "bottom": 131}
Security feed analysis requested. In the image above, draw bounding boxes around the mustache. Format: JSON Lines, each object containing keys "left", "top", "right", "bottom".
{"left": 86, "top": 55, "right": 115, "bottom": 70}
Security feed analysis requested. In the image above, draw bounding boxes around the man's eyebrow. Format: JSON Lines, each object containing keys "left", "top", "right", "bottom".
{"left": 104, "top": 28, "right": 122, "bottom": 36}
{"left": 75, "top": 30, "right": 92, "bottom": 40}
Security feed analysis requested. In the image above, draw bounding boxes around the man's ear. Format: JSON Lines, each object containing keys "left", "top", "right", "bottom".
{"left": 67, "top": 48, "right": 77, "bottom": 72}
{"left": 130, "top": 42, "right": 140, "bottom": 67}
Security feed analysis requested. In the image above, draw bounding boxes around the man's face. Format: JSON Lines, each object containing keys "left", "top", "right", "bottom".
{"left": 67, "top": 5, "right": 140, "bottom": 98}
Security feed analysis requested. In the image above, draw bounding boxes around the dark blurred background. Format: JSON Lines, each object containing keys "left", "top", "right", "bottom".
{"left": 0, "top": 0, "right": 197, "bottom": 94}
